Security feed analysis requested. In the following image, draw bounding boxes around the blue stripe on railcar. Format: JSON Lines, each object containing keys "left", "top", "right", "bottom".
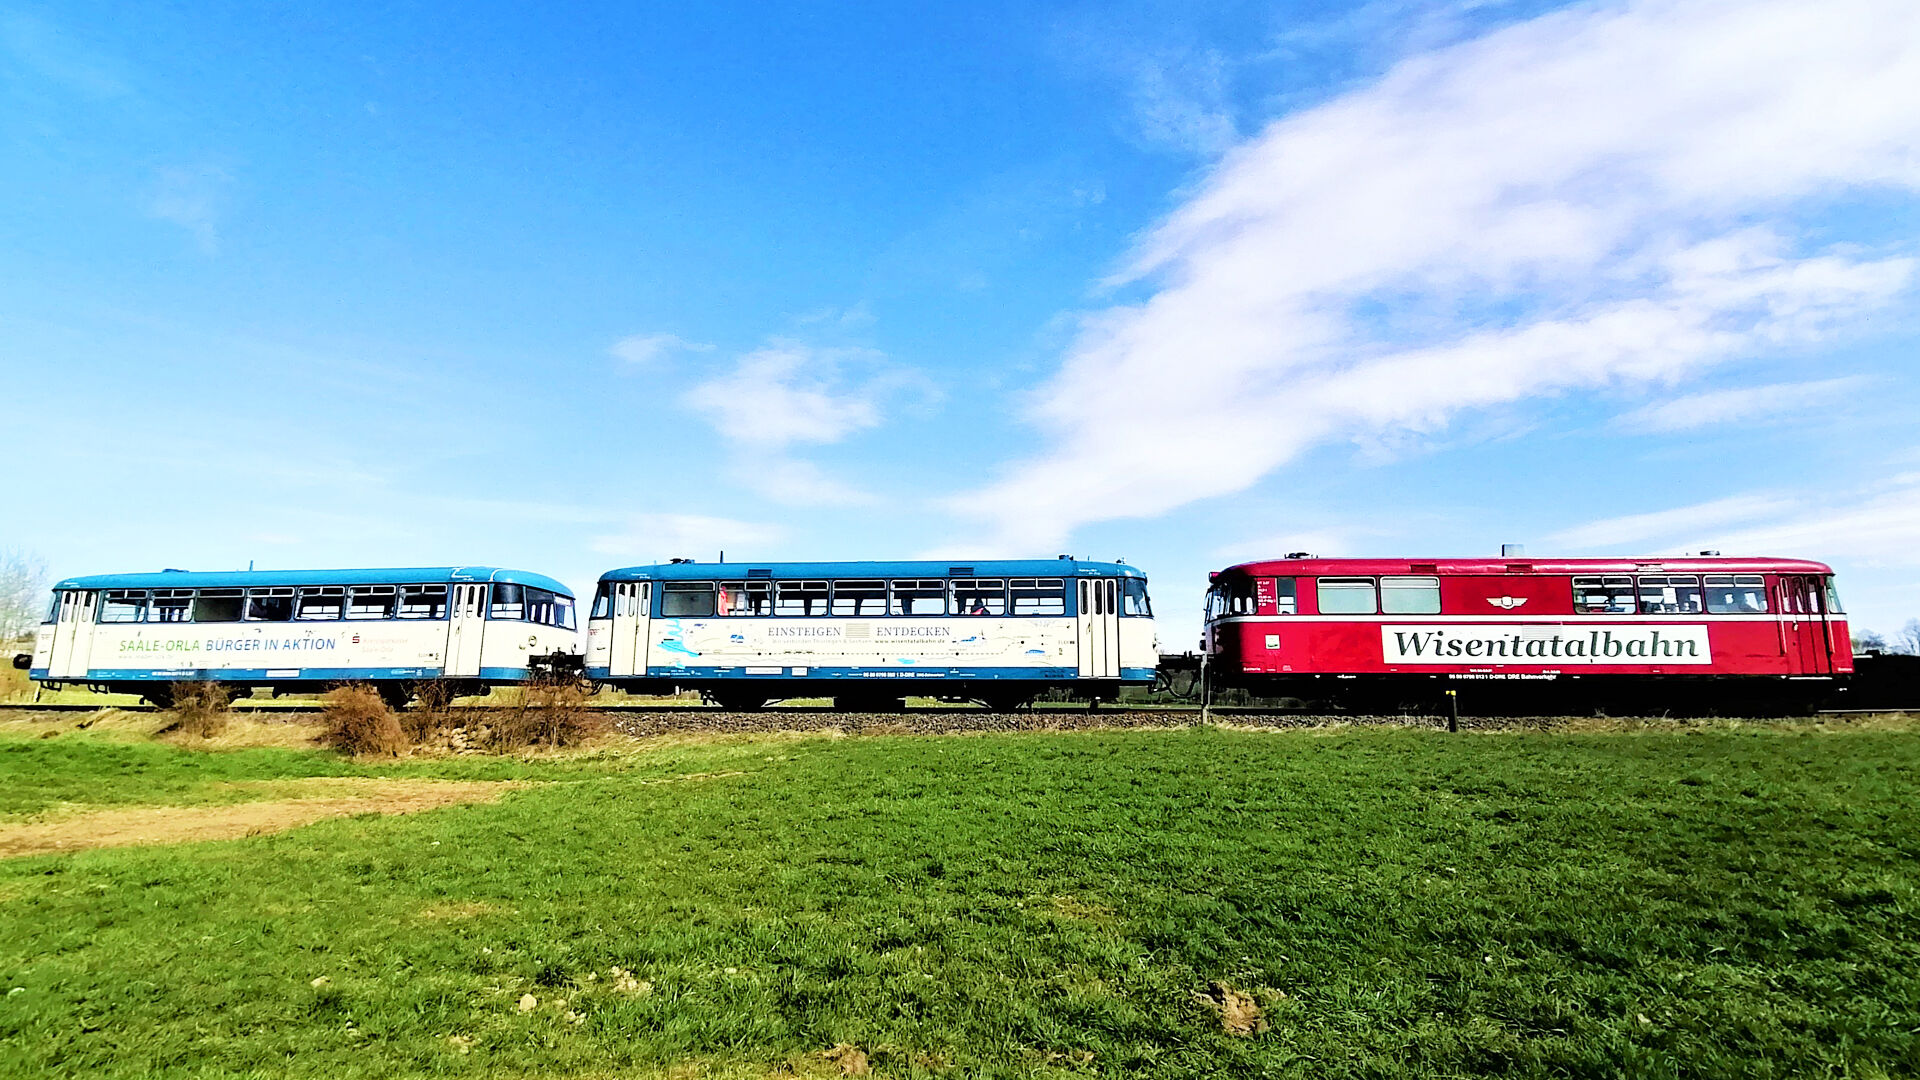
{"left": 52, "top": 566, "right": 574, "bottom": 596}
{"left": 598, "top": 559, "right": 1144, "bottom": 582}
{"left": 589, "top": 665, "right": 1079, "bottom": 681}
{"left": 72, "top": 665, "right": 537, "bottom": 682}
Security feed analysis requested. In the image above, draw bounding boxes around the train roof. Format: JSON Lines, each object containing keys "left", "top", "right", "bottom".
{"left": 1216, "top": 556, "right": 1835, "bottom": 578}
{"left": 52, "top": 566, "right": 575, "bottom": 596}
{"left": 599, "top": 558, "right": 1145, "bottom": 582}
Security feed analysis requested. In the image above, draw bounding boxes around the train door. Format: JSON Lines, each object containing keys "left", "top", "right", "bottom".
{"left": 445, "top": 583, "right": 488, "bottom": 678}
{"left": 47, "top": 590, "right": 98, "bottom": 680}
{"left": 1076, "top": 578, "right": 1120, "bottom": 679}
{"left": 608, "top": 581, "right": 651, "bottom": 678}
{"left": 1777, "top": 575, "right": 1832, "bottom": 675}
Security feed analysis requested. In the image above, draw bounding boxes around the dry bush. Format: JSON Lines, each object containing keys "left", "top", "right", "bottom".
{"left": 485, "top": 676, "right": 604, "bottom": 750}
{"left": 320, "top": 684, "right": 408, "bottom": 757}
{"left": 161, "top": 681, "right": 231, "bottom": 738}
{"left": 400, "top": 678, "right": 456, "bottom": 743}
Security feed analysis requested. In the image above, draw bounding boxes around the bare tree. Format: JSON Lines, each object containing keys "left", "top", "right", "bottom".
{"left": 0, "top": 549, "right": 50, "bottom": 645}
{"left": 1899, "top": 619, "right": 1920, "bottom": 656}
{"left": 1853, "top": 630, "right": 1887, "bottom": 653}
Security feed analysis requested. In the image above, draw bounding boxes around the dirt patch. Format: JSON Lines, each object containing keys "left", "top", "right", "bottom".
{"left": 0, "top": 778, "right": 519, "bottom": 858}
{"left": 419, "top": 899, "right": 505, "bottom": 920}
{"left": 1198, "top": 981, "right": 1270, "bottom": 1037}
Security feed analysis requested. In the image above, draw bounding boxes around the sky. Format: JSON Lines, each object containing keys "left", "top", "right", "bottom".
{"left": 4, "top": 0, "right": 1920, "bottom": 645}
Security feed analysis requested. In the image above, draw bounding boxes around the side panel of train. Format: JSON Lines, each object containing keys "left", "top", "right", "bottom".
{"left": 585, "top": 562, "right": 1158, "bottom": 706}
{"left": 1204, "top": 558, "right": 1851, "bottom": 710}
{"left": 29, "top": 568, "right": 579, "bottom": 702}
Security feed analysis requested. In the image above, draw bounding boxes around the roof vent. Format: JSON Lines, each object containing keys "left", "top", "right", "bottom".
{"left": 668, "top": 557, "right": 692, "bottom": 565}
{"left": 1057, "top": 554, "right": 1073, "bottom": 560}
{"left": 162, "top": 568, "right": 187, "bottom": 573}
{"left": 1698, "top": 549, "right": 1721, "bottom": 556}
{"left": 1501, "top": 543, "right": 1526, "bottom": 557}
{"left": 948, "top": 566, "right": 974, "bottom": 577}
{"left": 1285, "top": 552, "right": 1313, "bottom": 559}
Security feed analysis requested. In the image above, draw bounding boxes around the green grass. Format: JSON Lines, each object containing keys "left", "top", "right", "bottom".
{"left": 2, "top": 722, "right": 1917, "bottom": 1078}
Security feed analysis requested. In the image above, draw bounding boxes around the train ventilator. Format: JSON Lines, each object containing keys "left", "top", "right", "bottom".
{"left": 1199, "top": 554, "right": 1850, "bottom": 715}
{"left": 585, "top": 558, "right": 1158, "bottom": 710}
{"left": 29, "top": 567, "right": 582, "bottom": 707}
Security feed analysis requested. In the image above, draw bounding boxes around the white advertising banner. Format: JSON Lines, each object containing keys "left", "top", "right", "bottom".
{"left": 1381, "top": 624, "right": 1713, "bottom": 665}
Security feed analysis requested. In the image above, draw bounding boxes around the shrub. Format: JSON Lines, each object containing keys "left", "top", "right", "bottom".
{"left": 400, "top": 678, "right": 456, "bottom": 743}
{"left": 485, "top": 675, "right": 603, "bottom": 750}
{"left": 320, "top": 684, "right": 408, "bottom": 757}
{"left": 162, "top": 681, "right": 231, "bottom": 738}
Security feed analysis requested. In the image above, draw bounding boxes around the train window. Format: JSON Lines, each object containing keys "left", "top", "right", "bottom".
{"left": 1703, "top": 574, "right": 1768, "bottom": 613}
{"left": 1572, "top": 576, "right": 1635, "bottom": 614}
{"left": 151, "top": 589, "right": 194, "bottom": 623}
{"left": 1010, "top": 578, "right": 1067, "bottom": 616}
{"left": 775, "top": 580, "right": 831, "bottom": 616}
{"left": 524, "top": 587, "right": 549, "bottom": 624}
{"left": 398, "top": 584, "right": 449, "bottom": 620}
{"left": 1273, "top": 577, "right": 1297, "bottom": 615}
{"left": 831, "top": 580, "right": 887, "bottom": 616}
{"left": 1637, "top": 575, "right": 1703, "bottom": 615}
{"left": 890, "top": 579, "right": 947, "bottom": 616}
{"left": 662, "top": 581, "right": 716, "bottom": 617}
{"left": 192, "top": 589, "right": 243, "bottom": 623}
{"left": 1316, "top": 578, "right": 1377, "bottom": 615}
{"left": 952, "top": 578, "right": 1007, "bottom": 615}
{"left": 553, "top": 594, "right": 577, "bottom": 630}
{"left": 348, "top": 585, "right": 398, "bottom": 620}
{"left": 1122, "top": 578, "right": 1152, "bottom": 617}
{"left": 716, "top": 581, "right": 772, "bottom": 616}
{"left": 295, "top": 586, "right": 343, "bottom": 620}
{"left": 100, "top": 590, "right": 147, "bottom": 623}
{"left": 590, "top": 584, "right": 612, "bottom": 620}
{"left": 1380, "top": 576, "right": 1441, "bottom": 615}
{"left": 1225, "top": 577, "right": 1259, "bottom": 615}
{"left": 1825, "top": 578, "right": 1845, "bottom": 615}
{"left": 487, "top": 583, "right": 524, "bottom": 621}
{"left": 44, "top": 593, "right": 60, "bottom": 624}
{"left": 246, "top": 588, "right": 296, "bottom": 622}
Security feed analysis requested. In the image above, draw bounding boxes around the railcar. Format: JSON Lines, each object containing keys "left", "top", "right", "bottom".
{"left": 585, "top": 559, "right": 1157, "bottom": 710}
{"left": 1201, "top": 555, "right": 1850, "bottom": 714}
{"left": 28, "top": 567, "right": 580, "bottom": 707}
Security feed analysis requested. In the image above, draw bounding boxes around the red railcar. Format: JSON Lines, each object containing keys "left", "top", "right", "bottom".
{"left": 1202, "top": 556, "right": 1850, "bottom": 713}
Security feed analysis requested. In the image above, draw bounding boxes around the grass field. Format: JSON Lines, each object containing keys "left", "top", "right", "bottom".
{"left": 1, "top": 715, "right": 1917, "bottom": 1078}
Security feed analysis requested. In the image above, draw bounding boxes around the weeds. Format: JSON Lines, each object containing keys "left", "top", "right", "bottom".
{"left": 319, "top": 684, "right": 408, "bottom": 757}
{"left": 400, "top": 678, "right": 456, "bottom": 743}
{"left": 485, "top": 675, "right": 603, "bottom": 750}
{"left": 159, "top": 681, "right": 230, "bottom": 739}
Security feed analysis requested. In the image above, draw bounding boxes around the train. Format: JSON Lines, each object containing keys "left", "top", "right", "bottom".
{"left": 25, "top": 567, "right": 579, "bottom": 708}
{"left": 15, "top": 549, "right": 1902, "bottom": 714}
{"left": 1200, "top": 554, "right": 1851, "bottom": 714}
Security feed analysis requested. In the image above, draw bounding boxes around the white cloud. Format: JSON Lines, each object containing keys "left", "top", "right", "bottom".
{"left": 1129, "top": 48, "right": 1240, "bottom": 155}
{"left": 1549, "top": 494, "right": 1799, "bottom": 550}
{"left": 727, "top": 457, "right": 876, "bottom": 508}
{"left": 954, "top": 0, "right": 1920, "bottom": 549}
{"left": 682, "top": 341, "right": 912, "bottom": 506}
{"left": 1549, "top": 476, "right": 1920, "bottom": 567}
{"left": 588, "top": 514, "right": 786, "bottom": 562}
{"left": 610, "top": 332, "right": 712, "bottom": 366}
{"left": 147, "top": 165, "right": 232, "bottom": 254}
{"left": 685, "top": 342, "right": 884, "bottom": 449}
{"left": 1616, "top": 375, "right": 1873, "bottom": 432}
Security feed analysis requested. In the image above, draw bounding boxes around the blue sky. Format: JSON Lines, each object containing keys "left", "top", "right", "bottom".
{"left": 5, "top": 0, "right": 1920, "bottom": 643}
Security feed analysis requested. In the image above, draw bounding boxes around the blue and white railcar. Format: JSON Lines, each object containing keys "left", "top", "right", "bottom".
{"left": 29, "top": 567, "right": 580, "bottom": 706}
{"left": 584, "top": 559, "right": 1157, "bottom": 710}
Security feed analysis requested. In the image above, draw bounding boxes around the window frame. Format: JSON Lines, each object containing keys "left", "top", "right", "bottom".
{"left": 1316, "top": 577, "right": 1378, "bottom": 616}
{"left": 1379, "top": 575, "right": 1441, "bottom": 615}
{"left": 245, "top": 587, "right": 298, "bottom": 622}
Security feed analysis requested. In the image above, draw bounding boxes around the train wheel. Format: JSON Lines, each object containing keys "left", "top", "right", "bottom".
{"left": 979, "top": 692, "right": 1031, "bottom": 713}
{"left": 711, "top": 691, "right": 769, "bottom": 712}
{"left": 378, "top": 683, "right": 413, "bottom": 711}
{"left": 834, "top": 694, "right": 905, "bottom": 713}
{"left": 140, "top": 685, "right": 175, "bottom": 709}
